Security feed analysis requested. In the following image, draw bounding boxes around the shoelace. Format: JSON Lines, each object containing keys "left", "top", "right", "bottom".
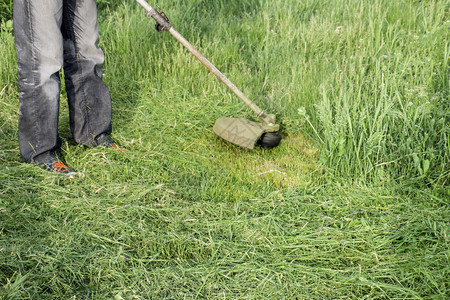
{"left": 52, "top": 161, "right": 69, "bottom": 172}
{"left": 111, "top": 144, "right": 123, "bottom": 151}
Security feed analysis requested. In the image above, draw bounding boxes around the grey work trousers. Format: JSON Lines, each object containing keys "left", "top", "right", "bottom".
{"left": 13, "top": 0, "right": 112, "bottom": 163}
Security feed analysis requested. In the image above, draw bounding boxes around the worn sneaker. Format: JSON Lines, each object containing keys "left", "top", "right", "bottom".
{"left": 95, "top": 133, "right": 121, "bottom": 149}
{"left": 109, "top": 143, "right": 122, "bottom": 150}
{"left": 40, "top": 161, "right": 77, "bottom": 175}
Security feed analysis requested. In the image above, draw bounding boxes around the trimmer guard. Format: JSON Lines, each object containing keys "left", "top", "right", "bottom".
{"left": 213, "top": 117, "right": 274, "bottom": 149}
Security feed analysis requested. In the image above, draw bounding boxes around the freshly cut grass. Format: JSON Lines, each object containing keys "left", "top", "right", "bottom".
{"left": 1, "top": 175, "right": 448, "bottom": 298}
{"left": 1, "top": 0, "right": 449, "bottom": 299}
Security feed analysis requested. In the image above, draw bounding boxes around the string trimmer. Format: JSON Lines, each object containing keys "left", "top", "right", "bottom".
{"left": 135, "top": 0, "right": 282, "bottom": 149}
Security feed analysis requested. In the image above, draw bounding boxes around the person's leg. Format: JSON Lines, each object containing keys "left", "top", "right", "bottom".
{"left": 13, "top": 0, "right": 64, "bottom": 163}
{"left": 62, "top": 0, "right": 113, "bottom": 147}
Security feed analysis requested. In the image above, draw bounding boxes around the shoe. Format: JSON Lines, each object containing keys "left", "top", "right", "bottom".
{"left": 40, "top": 161, "right": 77, "bottom": 175}
{"left": 32, "top": 150, "right": 77, "bottom": 175}
{"left": 110, "top": 144, "right": 121, "bottom": 150}
{"left": 95, "top": 133, "right": 121, "bottom": 149}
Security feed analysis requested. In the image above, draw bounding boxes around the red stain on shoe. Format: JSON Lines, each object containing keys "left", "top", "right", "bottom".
{"left": 111, "top": 144, "right": 123, "bottom": 151}
{"left": 52, "top": 161, "right": 70, "bottom": 173}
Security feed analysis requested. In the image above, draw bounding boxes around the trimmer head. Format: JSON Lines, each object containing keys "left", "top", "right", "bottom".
{"left": 213, "top": 117, "right": 281, "bottom": 150}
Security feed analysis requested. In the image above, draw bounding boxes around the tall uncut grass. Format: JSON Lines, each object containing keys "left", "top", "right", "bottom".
{"left": 310, "top": 0, "right": 449, "bottom": 185}
{"left": 1, "top": 0, "right": 449, "bottom": 298}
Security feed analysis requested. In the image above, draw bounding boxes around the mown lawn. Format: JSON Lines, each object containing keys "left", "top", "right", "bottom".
{"left": 0, "top": 0, "right": 448, "bottom": 298}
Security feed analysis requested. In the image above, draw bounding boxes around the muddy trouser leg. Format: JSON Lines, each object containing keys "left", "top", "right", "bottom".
{"left": 62, "top": 0, "right": 112, "bottom": 147}
{"left": 13, "top": 0, "right": 65, "bottom": 163}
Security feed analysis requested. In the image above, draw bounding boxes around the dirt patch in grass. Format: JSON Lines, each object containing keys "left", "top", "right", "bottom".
{"left": 250, "top": 135, "right": 319, "bottom": 188}
{"left": 211, "top": 134, "right": 319, "bottom": 188}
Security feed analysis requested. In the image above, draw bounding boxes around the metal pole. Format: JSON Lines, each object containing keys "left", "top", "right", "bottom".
{"left": 134, "top": 0, "right": 276, "bottom": 127}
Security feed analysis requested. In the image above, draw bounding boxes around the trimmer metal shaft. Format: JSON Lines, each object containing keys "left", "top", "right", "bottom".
{"left": 135, "top": 0, "right": 278, "bottom": 129}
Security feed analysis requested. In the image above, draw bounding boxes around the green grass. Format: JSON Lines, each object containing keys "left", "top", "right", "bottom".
{"left": 1, "top": 0, "right": 449, "bottom": 298}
